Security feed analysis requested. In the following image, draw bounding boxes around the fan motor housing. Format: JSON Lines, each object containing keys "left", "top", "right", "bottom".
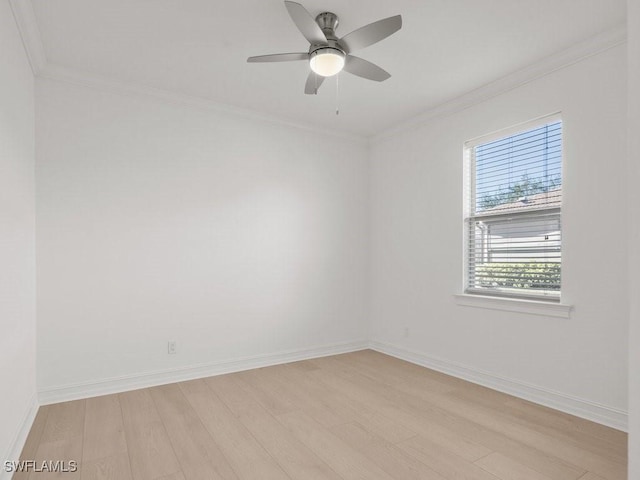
{"left": 315, "top": 12, "right": 338, "bottom": 33}
{"left": 315, "top": 12, "right": 339, "bottom": 40}
{"left": 309, "top": 12, "right": 343, "bottom": 56}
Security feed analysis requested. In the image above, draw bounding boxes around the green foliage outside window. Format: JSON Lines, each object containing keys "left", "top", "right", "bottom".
{"left": 474, "top": 262, "right": 561, "bottom": 290}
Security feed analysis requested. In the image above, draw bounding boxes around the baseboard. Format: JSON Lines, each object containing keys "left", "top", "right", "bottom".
{"left": 36, "top": 338, "right": 628, "bottom": 431}
{"left": 38, "top": 340, "right": 368, "bottom": 405}
{"left": 1, "top": 393, "right": 39, "bottom": 480}
{"left": 370, "top": 340, "right": 628, "bottom": 432}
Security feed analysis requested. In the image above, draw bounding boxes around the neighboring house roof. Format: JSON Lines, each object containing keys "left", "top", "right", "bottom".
{"left": 478, "top": 188, "right": 562, "bottom": 216}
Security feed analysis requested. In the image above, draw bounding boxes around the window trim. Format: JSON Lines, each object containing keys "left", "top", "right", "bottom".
{"left": 453, "top": 294, "right": 572, "bottom": 318}
{"left": 462, "top": 113, "right": 564, "bottom": 303}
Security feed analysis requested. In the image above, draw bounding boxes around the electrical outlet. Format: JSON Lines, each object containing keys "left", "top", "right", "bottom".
{"left": 168, "top": 341, "right": 177, "bottom": 354}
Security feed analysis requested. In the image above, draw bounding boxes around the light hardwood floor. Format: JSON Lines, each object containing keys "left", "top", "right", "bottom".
{"left": 14, "top": 350, "right": 627, "bottom": 480}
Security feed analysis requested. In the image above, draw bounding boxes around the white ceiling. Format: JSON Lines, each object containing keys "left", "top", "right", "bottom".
{"left": 30, "top": 0, "right": 626, "bottom": 136}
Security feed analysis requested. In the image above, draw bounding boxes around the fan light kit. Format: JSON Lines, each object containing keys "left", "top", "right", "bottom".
{"left": 247, "top": 1, "right": 402, "bottom": 95}
{"left": 309, "top": 48, "right": 345, "bottom": 77}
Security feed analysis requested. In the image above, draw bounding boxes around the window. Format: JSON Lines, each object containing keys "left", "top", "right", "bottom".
{"left": 464, "top": 115, "right": 562, "bottom": 301}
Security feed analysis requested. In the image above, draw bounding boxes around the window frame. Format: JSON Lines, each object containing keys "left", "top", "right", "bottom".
{"left": 462, "top": 113, "right": 564, "bottom": 303}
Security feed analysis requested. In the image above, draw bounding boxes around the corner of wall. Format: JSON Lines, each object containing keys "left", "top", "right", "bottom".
{"left": 0, "top": 395, "right": 39, "bottom": 480}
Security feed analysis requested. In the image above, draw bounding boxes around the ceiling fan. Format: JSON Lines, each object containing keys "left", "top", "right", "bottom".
{"left": 247, "top": 1, "right": 402, "bottom": 94}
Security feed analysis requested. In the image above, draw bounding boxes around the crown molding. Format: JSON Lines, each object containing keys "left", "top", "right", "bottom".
{"left": 8, "top": 0, "right": 46, "bottom": 74}
{"left": 8, "top": 0, "right": 364, "bottom": 143}
{"left": 9, "top": 0, "right": 626, "bottom": 145}
{"left": 370, "top": 23, "right": 628, "bottom": 144}
{"left": 38, "top": 63, "right": 368, "bottom": 144}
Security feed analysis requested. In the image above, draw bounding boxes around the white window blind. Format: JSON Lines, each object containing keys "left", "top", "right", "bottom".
{"left": 464, "top": 116, "right": 562, "bottom": 301}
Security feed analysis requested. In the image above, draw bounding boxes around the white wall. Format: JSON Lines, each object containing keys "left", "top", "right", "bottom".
{"left": 0, "top": 0, "right": 37, "bottom": 465}
{"left": 35, "top": 79, "right": 369, "bottom": 397}
{"left": 628, "top": 0, "right": 640, "bottom": 474}
{"left": 370, "top": 45, "right": 629, "bottom": 427}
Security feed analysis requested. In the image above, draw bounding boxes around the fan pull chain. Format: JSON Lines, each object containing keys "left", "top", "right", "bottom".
{"left": 335, "top": 73, "right": 340, "bottom": 116}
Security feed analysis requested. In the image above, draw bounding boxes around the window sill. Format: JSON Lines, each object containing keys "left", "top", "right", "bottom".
{"left": 453, "top": 294, "right": 572, "bottom": 318}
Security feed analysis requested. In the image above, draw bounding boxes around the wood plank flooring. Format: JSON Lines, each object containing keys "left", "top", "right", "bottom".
{"left": 14, "top": 350, "right": 628, "bottom": 480}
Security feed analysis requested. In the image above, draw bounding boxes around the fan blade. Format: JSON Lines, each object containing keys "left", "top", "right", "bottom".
{"left": 284, "top": 1, "right": 327, "bottom": 46}
{"left": 343, "top": 55, "right": 391, "bottom": 81}
{"left": 339, "top": 15, "right": 402, "bottom": 53}
{"left": 304, "top": 71, "right": 325, "bottom": 94}
{"left": 247, "top": 53, "right": 308, "bottom": 63}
